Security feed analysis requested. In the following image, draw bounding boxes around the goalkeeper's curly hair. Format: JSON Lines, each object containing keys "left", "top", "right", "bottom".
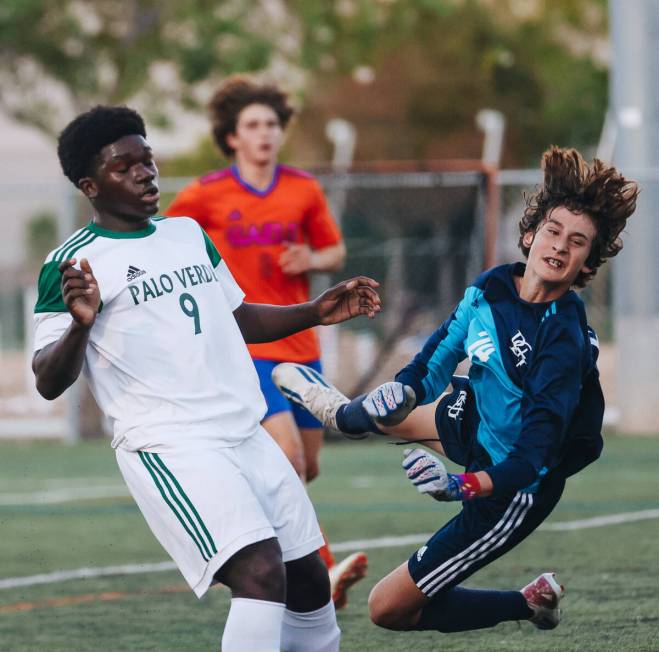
{"left": 518, "top": 146, "right": 639, "bottom": 287}
{"left": 209, "top": 76, "right": 294, "bottom": 158}
{"left": 57, "top": 105, "right": 146, "bottom": 187}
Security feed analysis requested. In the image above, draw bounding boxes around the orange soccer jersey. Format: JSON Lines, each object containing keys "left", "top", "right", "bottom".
{"left": 165, "top": 164, "right": 342, "bottom": 362}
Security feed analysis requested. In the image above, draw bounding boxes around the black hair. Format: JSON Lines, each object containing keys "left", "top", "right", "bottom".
{"left": 57, "top": 105, "right": 147, "bottom": 187}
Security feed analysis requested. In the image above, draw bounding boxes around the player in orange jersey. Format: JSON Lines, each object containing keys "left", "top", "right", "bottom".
{"left": 165, "top": 76, "right": 367, "bottom": 608}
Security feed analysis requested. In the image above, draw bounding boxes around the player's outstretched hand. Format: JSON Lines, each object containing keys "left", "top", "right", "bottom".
{"left": 362, "top": 382, "right": 416, "bottom": 427}
{"left": 59, "top": 258, "right": 101, "bottom": 328}
{"left": 402, "top": 448, "right": 451, "bottom": 501}
{"left": 313, "top": 276, "right": 381, "bottom": 325}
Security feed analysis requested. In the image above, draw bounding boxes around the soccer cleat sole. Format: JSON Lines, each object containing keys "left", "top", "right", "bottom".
{"left": 329, "top": 551, "right": 368, "bottom": 610}
{"left": 272, "top": 363, "right": 348, "bottom": 430}
{"left": 522, "top": 571, "right": 565, "bottom": 630}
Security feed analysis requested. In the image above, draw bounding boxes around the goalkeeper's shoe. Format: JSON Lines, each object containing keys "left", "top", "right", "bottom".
{"left": 329, "top": 551, "right": 368, "bottom": 610}
{"left": 521, "top": 572, "right": 565, "bottom": 630}
{"left": 272, "top": 363, "right": 349, "bottom": 430}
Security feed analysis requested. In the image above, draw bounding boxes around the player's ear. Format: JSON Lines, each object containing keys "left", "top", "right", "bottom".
{"left": 580, "top": 262, "right": 594, "bottom": 276}
{"left": 78, "top": 177, "right": 98, "bottom": 199}
{"left": 225, "top": 132, "right": 238, "bottom": 152}
{"left": 522, "top": 230, "right": 534, "bottom": 249}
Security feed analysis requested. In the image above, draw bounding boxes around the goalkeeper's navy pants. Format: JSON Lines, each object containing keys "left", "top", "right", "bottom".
{"left": 407, "top": 377, "right": 565, "bottom": 597}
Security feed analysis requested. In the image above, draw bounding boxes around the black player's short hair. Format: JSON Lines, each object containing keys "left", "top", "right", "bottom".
{"left": 57, "top": 106, "right": 147, "bottom": 187}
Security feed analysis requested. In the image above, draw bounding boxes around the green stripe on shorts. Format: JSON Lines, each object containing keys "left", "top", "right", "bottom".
{"left": 152, "top": 453, "right": 218, "bottom": 555}
{"left": 138, "top": 451, "right": 212, "bottom": 561}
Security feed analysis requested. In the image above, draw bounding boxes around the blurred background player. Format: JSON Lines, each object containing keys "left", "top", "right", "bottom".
{"left": 273, "top": 146, "right": 639, "bottom": 635}
{"left": 165, "top": 76, "right": 367, "bottom": 608}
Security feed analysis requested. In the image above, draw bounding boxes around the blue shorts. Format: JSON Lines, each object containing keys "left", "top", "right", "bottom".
{"left": 253, "top": 359, "right": 323, "bottom": 429}
{"left": 407, "top": 376, "right": 565, "bottom": 597}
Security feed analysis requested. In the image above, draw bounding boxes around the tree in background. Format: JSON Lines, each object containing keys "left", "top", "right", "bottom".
{"left": 286, "top": 0, "right": 609, "bottom": 165}
{"left": 1, "top": 0, "right": 607, "bottom": 165}
{"left": 0, "top": 0, "right": 273, "bottom": 135}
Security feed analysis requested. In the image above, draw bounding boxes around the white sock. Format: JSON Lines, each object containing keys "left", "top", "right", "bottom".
{"left": 281, "top": 600, "right": 341, "bottom": 652}
{"left": 221, "top": 598, "right": 285, "bottom": 652}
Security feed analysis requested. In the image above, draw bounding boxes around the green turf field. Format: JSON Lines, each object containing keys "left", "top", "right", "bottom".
{"left": 1, "top": 435, "right": 658, "bottom": 651}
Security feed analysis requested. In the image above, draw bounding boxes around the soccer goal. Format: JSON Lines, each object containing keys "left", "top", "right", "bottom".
{"left": 311, "top": 160, "right": 499, "bottom": 396}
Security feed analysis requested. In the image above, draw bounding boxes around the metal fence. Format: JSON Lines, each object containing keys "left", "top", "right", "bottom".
{"left": 0, "top": 163, "right": 616, "bottom": 438}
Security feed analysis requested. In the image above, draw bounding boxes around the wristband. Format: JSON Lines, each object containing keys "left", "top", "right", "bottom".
{"left": 447, "top": 472, "right": 482, "bottom": 501}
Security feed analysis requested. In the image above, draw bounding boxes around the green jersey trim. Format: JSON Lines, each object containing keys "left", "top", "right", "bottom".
{"left": 52, "top": 227, "right": 89, "bottom": 262}
{"left": 202, "top": 229, "right": 222, "bottom": 268}
{"left": 53, "top": 228, "right": 98, "bottom": 263}
{"left": 36, "top": 230, "right": 100, "bottom": 313}
{"left": 34, "top": 259, "right": 104, "bottom": 314}
{"left": 34, "top": 260, "right": 67, "bottom": 313}
{"left": 86, "top": 220, "right": 157, "bottom": 239}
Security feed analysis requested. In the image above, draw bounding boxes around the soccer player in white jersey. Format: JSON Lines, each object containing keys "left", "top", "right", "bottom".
{"left": 32, "top": 105, "right": 381, "bottom": 651}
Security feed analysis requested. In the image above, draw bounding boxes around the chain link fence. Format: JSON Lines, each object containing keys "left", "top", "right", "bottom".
{"left": 1, "top": 163, "right": 615, "bottom": 437}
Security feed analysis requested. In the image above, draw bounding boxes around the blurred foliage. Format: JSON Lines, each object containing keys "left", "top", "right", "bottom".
{"left": 0, "top": 0, "right": 608, "bottom": 165}
{"left": 0, "top": 0, "right": 273, "bottom": 135}
{"left": 157, "top": 137, "right": 220, "bottom": 177}
{"left": 25, "top": 210, "right": 58, "bottom": 269}
{"left": 288, "top": 0, "right": 609, "bottom": 165}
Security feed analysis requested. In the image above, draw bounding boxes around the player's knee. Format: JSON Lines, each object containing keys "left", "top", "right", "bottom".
{"left": 368, "top": 586, "right": 406, "bottom": 630}
{"left": 286, "top": 552, "right": 331, "bottom": 611}
{"left": 305, "top": 459, "right": 320, "bottom": 483}
{"left": 217, "top": 540, "right": 286, "bottom": 601}
{"left": 241, "top": 554, "right": 287, "bottom": 599}
{"left": 279, "top": 444, "right": 306, "bottom": 478}
{"left": 290, "top": 452, "right": 307, "bottom": 480}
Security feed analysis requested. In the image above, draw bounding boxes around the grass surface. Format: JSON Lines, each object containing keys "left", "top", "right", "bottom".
{"left": 1, "top": 435, "right": 658, "bottom": 651}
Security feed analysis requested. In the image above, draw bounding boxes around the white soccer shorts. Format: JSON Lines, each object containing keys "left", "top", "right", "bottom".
{"left": 115, "top": 426, "right": 324, "bottom": 597}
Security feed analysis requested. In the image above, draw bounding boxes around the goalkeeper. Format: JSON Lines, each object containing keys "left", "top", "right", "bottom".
{"left": 272, "top": 147, "right": 638, "bottom": 634}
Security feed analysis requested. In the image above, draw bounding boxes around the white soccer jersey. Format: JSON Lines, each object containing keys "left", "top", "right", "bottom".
{"left": 34, "top": 217, "right": 267, "bottom": 450}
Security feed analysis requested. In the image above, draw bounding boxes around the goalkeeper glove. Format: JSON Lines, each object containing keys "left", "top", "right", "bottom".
{"left": 336, "top": 381, "right": 416, "bottom": 435}
{"left": 362, "top": 382, "right": 416, "bottom": 428}
{"left": 402, "top": 448, "right": 481, "bottom": 502}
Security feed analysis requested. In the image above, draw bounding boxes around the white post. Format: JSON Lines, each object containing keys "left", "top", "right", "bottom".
{"left": 609, "top": 0, "right": 659, "bottom": 434}
{"left": 476, "top": 109, "right": 505, "bottom": 167}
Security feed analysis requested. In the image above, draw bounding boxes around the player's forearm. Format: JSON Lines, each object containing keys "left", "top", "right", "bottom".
{"left": 484, "top": 456, "right": 537, "bottom": 495}
{"left": 310, "top": 242, "right": 346, "bottom": 273}
{"left": 234, "top": 302, "right": 318, "bottom": 344}
{"left": 32, "top": 322, "right": 91, "bottom": 399}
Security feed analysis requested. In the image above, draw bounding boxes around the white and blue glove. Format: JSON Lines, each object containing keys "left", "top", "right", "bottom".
{"left": 362, "top": 382, "right": 416, "bottom": 428}
{"left": 402, "top": 448, "right": 451, "bottom": 500}
{"left": 402, "top": 448, "right": 482, "bottom": 502}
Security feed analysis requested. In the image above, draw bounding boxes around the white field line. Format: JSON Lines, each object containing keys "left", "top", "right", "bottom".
{"left": 331, "top": 508, "right": 659, "bottom": 551}
{"left": 1, "top": 508, "right": 658, "bottom": 591}
{"left": 0, "top": 485, "right": 129, "bottom": 505}
{"left": 538, "top": 508, "right": 659, "bottom": 531}
{"left": 0, "top": 562, "right": 177, "bottom": 590}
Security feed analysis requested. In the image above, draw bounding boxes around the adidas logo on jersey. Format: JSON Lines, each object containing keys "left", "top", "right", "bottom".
{"left": 127, "top": 265, "right": 146, "bottom": 281}
{"left": 417, "top": 546, "right": 428, "bottom": 562}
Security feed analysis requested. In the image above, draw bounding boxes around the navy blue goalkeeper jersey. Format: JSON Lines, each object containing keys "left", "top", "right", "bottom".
{"left": 396, "top": 263, "right": 603, "bottom": 492}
